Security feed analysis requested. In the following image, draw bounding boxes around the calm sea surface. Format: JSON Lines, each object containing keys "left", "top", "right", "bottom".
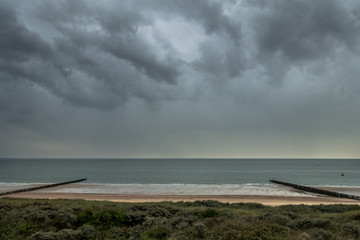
{"left": 0, "top": 158, "right": 359, "bottom": 186}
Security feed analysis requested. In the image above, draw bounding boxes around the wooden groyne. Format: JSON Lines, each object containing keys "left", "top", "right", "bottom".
{"left": 0, "top": 178, "right": 87, "bottom": 197}
{"left": 269, "top": 179, "right": 360, "bottom": 201}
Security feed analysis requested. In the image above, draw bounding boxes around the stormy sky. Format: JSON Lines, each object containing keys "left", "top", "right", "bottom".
{"left": 1, "top": 0, "right": 360, "bottom": 158}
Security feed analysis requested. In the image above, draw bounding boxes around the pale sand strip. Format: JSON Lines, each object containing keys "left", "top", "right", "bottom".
{"left": 3, "top": 192, "right": 360, "bottom": 206}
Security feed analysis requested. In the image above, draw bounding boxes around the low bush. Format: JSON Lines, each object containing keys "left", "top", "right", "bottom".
{"left": 231, "top": 202, "right": 266, "bottom": 210}
{"left": 30, "top": 225, "right": 96, "bottom": 240}
{"left": 77, "top": 208, "right": 127, "bottom": 230}
{"left": 1, "top": 198, "right": 360, "bottom": 240}
{"left": 142, "top": 216, "right": 168, "bottom": 228}
{"left": 291, "top": 218, "right": 331, "bottom": 230}
{"left": 147, "top": 206, "right": 171, "bottom": 218}
{"left": 142, "top": 225, "right": 171, "bottom": 240}
{"left": 342, "top": 223, "right": 360, "bottom": 239}
{"left": 198, "top": 208, "right": 220, "bottom": 219}
{"left": 345, "top": 211, "right": 360, "bottom": 221}
{"left": 125, "top": 210, "right": 147, "bottom": 226}
{"left": 193, "top": 222, "right": 206, "bottom": 238}
{"left": 210, "top": 221, "right": 288, "bottom": 240}
{"left": 308, "top": 228, "right": 333, "bottom": 240}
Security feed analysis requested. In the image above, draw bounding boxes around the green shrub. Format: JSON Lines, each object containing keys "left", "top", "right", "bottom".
{"left": 52, "top": 210, "right": 77, "bottom": 229}
{"left": 31, "top": 231, "right": 58, "bottom": 240}
{"left": 260, "top": 213, "right": 292, "bottom": 227}
{"left": 346, "top": 211, "right": 360, "bottom": 221}
{"left": 102, "top": 226, "right": 129, "bottom": 240}
{"left": 243, "top": 202, "right": 266, "bottom": 209}
{"left": 129, "top": 204, "right": 148, "bottom": 211}
{"left": 142, "top": 226, "right": 171, "bottom": 240}
{"left": 177, "top": 200, "right": 226, "bottom": 208}
{"left": 0, "top": 202, "right": 13, "bottom": 212}
{"left": 211, "top": 222, "right": 289, "bottom": 240}
{"left": 30, "top": 224, "right": 96, "bottom": 240}
{"left": 291, "top": 218, "right": 331, "bottom": 230}
{"left": 77, "top": 224, "right": 97, "bottom": 239}
{"left": 3, "top": 198, "right": 360, "bottom": 240}
{"left": 142, "top": 217, "right": 168, "bottom": 228}
{"left": 31, "top": 229, "right": 77, "bottom": 240}
{"left": 310, "top": 204, "right": 360, "bottom": 213}
{"left": 198, "top": 208, "right": 220, "bottom": 219}
{"left": 193, "top": 222, "right": 206, "bottom": 238}
{"left": 308, "top": 228, "right": 333, "bottom": 240}
{"left": 126, "top": 210, "right": 147, "bottom": 226}
{"left": 77, "top": 208, "right": 127, "bottom": 229}
{"left": 342, "top": 223, "right": 360, "bottom": 239}
{"left": 173, "top": 210, "right": 198, "bottom": 225}
{"left": 129, "top": 225, "right": 143, "bottom": 239}
{"left": 229, "top": 202, "right": 266, "bottom": 210}
{"left": 196, "top": 200, "right": 228, "bottom": 208}
{"left": 279, "top": 204, "right": 314, "bottom": 215}
{"left": 148, "top": 206, "right": 171, "bottom": 218}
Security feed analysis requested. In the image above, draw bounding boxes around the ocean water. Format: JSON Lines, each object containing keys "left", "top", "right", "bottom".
{"left": 1, "top": 158, "right": 359, "bottom": 185}
{"left": 0, "top": 158, "right": 359, "bottom": 196}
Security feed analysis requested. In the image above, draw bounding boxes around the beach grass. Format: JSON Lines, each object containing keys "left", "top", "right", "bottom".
{"left": 1, "top": 198, "right": 360, "bottom": 239}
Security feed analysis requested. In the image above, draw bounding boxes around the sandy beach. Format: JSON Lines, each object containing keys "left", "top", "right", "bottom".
{"left": 2, "top": 191, "right": 359, "bottom": 206}
{"left": 2, "top": 183, "right": 360, "bottom": 206}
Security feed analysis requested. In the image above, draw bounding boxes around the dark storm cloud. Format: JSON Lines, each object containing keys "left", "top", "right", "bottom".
{"left": 0, "top": 1, "right": 52, "bottom": 85}
{"left": 165, "top": 0, "right": 241, "bottom": 42}
{"left": 163, "top": 0, "right": 245, "bottom": 78}
{"left": 0, "top": 2, "right": 52, "bottom": 62}
{"left": 2, "top": 0, "right": 360, "bottom": 109}
{"left": 0, "top": 0, "right": 182, "bottom": 110}
{"left": 0, "top": 0, "right": 246, "bottom": 112}
{"left": 246, "top": 0, "right": 360, "bottom": 83}
{"left": 2, "top": 0, "right": 360, "bottom": 157}
{"left": 194, "top": 39, "right": 246, "bottom": 79}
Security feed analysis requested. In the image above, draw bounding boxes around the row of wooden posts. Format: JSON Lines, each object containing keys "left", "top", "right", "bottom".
{"left": 0, "top": 178, "right": 87, "bottom": 196}
{"left": 269, "top": 179, "right": 360, "bottom": 201}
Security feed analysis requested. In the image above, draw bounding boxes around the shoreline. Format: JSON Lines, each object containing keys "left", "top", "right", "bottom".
{"left": 2, "top": 183, "right": 360, "bottom": 206}
{"left": 3, "top": 192, "right": 360, "bottom": 206}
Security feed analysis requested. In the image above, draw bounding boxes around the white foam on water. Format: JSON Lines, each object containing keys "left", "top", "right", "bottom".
{"left": 4, "top": 182, "right": 358, "bottom": 197}
{"left": 43, "top": 183, "right": 316, "bottom": 197}
{"left": 0, "top": 182, "right": 40, "bottom": 191}
{"left": 312, "top": 185, "right": 360, "bottom": 197}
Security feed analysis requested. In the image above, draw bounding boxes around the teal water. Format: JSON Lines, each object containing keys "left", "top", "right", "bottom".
{"left": 0, "top": 158, "right": 359, "bottom": 186}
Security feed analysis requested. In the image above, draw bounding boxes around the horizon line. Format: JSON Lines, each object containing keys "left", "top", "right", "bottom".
{"left": 1, "top": 157, "right": 360, "bottom": 160}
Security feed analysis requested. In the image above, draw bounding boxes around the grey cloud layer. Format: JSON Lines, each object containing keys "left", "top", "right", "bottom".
{"left": 247, "top": 0, "right": 360, "bottom": 83}
{"left": 3, "top": 0, "right": 359, "bottom": 108}
{"left": 1, "top": 0, "right": 248, "bottom": 109}
{"left": 2, "top": 0, "right": 360, "bottom": 157}
{"left": 2, "top": 0, "right": 181, "bottom": 109}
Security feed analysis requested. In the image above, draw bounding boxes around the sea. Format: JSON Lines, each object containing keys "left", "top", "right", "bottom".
{"left": 0, "top": 158, "right": 359, "bottom": 196}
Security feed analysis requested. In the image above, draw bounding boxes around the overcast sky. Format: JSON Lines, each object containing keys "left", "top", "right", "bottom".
{"left": 1, "top": 0, "right": 360, "bottom": 158}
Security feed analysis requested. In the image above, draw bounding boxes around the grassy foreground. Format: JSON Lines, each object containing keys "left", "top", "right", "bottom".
{"left": 1, "top": 198, "right": 360, "bottom": 240}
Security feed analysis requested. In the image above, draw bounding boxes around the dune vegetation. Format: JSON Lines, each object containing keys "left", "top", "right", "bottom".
{"left": 1, "top": 198, "right": 360, "bottom": 239}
